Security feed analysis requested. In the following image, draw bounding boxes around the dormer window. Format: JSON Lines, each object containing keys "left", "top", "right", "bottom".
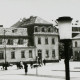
{"left": 0, "top": 39, "right": 2, "bottom": 44}
{"left": 35, "top": 27, "right": 38, "bottom": 32}
{"left": 42, "top": 27, "right": 45, "bottom": 32}
{"left": 12, "top": 29, "right": 17, "bottom": 33}
{"left": 48, "top": 27, "right": 51, "bottom": 32}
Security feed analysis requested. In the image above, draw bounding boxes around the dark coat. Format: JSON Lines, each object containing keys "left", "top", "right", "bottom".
{"left": 24, "top": 64, "right": 28, "bottom": 72}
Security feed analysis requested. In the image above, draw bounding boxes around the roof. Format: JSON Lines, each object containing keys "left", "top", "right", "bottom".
{"left": 11, "top": 16, "right": 53, "bottom": 27}
{"left": 72, "top": 33, "right": 80, "bottom": 39}
{"left": 0, "top": 27, "right": 28, "bottom": 37}
{"left": 11, "top": 18, "right": 27, "bottom": 28}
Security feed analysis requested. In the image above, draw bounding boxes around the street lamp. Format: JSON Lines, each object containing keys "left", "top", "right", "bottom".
{"left": 4, "top": 29, "right": 7, "bottom": 70}
{"left": 57, "top": 16, "right": 73, "bottom": 80}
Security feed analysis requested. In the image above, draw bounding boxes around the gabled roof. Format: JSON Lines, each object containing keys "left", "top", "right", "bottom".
{"left": 72, "top": 33, "right": 80, "bottom": 39}
{"left": 11, "top": 16, "right": 52, "bottom": 27}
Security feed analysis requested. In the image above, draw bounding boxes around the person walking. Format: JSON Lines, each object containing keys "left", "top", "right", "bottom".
{"left": 24, "top": 63, "right": 28, "bottom": 75}
{"left": 30, "top": 61, "right": 33, "bottom": 68}
{"left": 2, "top": 62, "right": 5, "bottom": 70}
{"left": 43, "top": 59, "right": 46, "bottom": 65}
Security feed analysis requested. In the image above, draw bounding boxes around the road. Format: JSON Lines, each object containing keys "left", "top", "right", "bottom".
{"left": 0, "top": 59, "right": 80, "bottom": 80}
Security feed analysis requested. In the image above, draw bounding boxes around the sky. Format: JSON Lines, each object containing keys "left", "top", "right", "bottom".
{"left": 0, "top": 0, "right": 80, "bottom": 28}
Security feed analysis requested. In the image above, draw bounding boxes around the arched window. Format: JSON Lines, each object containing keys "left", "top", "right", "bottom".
{"left": 75, "top": 41, "right": 77, "bottom": 47}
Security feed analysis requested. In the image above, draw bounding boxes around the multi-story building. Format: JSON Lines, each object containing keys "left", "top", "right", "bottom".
{"left": 11, "top": 16, "right": 59, "bottom": 62}
{"left": 34, "top": 25, "right": 59, "bottom": 62}
{"left": 72, "top": 34, "right": 80, "bottom": 60}
{"left": 0, "top": 16, "right": 59, "bottom": 64}
{"left": 72, "top": 20, "right": 80, "bottom": 61}
{"left": 0, "top": 27, "right": 36, "bottom": 64}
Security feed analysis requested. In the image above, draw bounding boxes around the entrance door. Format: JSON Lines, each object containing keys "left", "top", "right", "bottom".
{"left": 75, "top": 51, "right": 80, "bottom": 61}
{"left": 38, "top": 50, "right": 42, "bottom": 63}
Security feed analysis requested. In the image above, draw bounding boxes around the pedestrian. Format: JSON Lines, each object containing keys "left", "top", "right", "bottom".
{"left": 20, "top": 61, "right": 23, "bottom": 69}
{"left": 24, "top": 63, "right": 28, "bottom": 75}
{"left": 38, "top": 60, "right": 41, "bottom": 66}
{"left": 2, "top": 62, "right": 5, "bottom": 70}
{"left": 43, "top": 59, "right": 46, "bottom": 65}
{"left": 30, "top": 61, "right": 33, "bottom": 68}
{"left": 16, "top": 62, "right": 19, "bottom": 69}
{"left": 5, "top": 62, "right": 8, "bottom": 70}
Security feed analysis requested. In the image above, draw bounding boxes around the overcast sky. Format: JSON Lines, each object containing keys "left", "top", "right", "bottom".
{"left": 0, "top": 0, "right": 80, "bottom": 28}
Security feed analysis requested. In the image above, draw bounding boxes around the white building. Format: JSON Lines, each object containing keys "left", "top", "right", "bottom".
{"left": 34, "top": 26, "right": 59, "bottom": 62}
{"left": 11, "top": 16, "right": 59, "bottom": 63}
{"left": 0, "top": 27, "right": 36, "bottom": 64}
{"left": 0, "top": 16, "right": 59, "bottom": 64}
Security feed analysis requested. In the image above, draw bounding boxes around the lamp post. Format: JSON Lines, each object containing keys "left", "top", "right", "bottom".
{"left": 4, "top": 29, "right": 7, "bottom": 70}
{"left": 57, "top": 16, "right": 73, "bottom": 80}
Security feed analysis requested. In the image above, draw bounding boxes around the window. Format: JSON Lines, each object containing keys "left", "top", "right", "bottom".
{"left": 21, "top": 51, "right": 25, "bottom": 58}
{"left": 48, "top": 28, "right": 51, "bottom": 32}
{"left": 52, "top": 50, "right": 55, "bottom": 58}
{"left": 42, "top": 27, "right": 45, "bottom": 32}
{"left": 75, "top": 41, "right": 77, "bottom": 47}
{"left": 46, "top": 50, "right": 49, "bottom": 58}
{"left": 0, "top": 51, "right": 4, "bottom": 59}
{"left": 18, "top": 38, "right": 24, "bottom": 45}
{"left": 0, "top": 39, "right": 2, "bottom": 44}
{"left": 38, "top": 37, "right": 41, "bottom": 44}
{"left": 72, "top": 27, "right": 80, "bottom": 32}
{"left": 45, "top": 38, "right": 48, "bottom": 44}
{"left": 12, "top": 29, "right": 17, "bottom": 33}
{"left": 35, "top": 27, "right": 38, "bottom": 32}
{"left": 7, "top": 39, "right": 13, "bottom": 45}
{"left": 11, "top": 51, "right": 15, "bottom": 59}
{"left": 52, "top": 38, "right": 55, "bottom": 44}
{"left": 29, "top": 50, "right": 33, "bottom": 58}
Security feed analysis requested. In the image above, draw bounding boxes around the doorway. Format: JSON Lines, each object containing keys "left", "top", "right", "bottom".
{"left": 37, "top": 50, "right": 42, "bottom": 63}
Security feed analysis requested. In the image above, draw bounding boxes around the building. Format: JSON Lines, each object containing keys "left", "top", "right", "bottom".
{"left": 72, "top": 34, "right": 80, "bottom": 61}
{"left": 71, "top": 20, "right": 80, "bottom": 60}
{"left": 56, "top": 16, "right": 80, "bottom": 60}
{"left": 34, "top": 25, "right": 59, "bottom": 62}
{"left": 0, "top": 27, "right": 36, "bottom": 64}
{"left": 11, "top": 16, "right": 59, "bottom": 62}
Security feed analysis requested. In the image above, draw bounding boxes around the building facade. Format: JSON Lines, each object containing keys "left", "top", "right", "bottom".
{"left": 11, "top": 16, "right": 59, "bottom": 63}
{"left": 72, "top": 34, "right": 80, "bottom": 61}
{"left": 0, "top": 16, "right": 59, "bottom": 64}
{"left": 0, "top": 27, "right": 36, "bottom": 64}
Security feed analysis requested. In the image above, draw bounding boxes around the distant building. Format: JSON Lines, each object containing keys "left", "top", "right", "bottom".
{"left": 72, "top": 34, "right": 80, "bottom": 61}
{"left": 71, "top": 20, "right": 80, "bottom": 60}
{"left": 56, "top": 17, "right": 80, "bottom": 60}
